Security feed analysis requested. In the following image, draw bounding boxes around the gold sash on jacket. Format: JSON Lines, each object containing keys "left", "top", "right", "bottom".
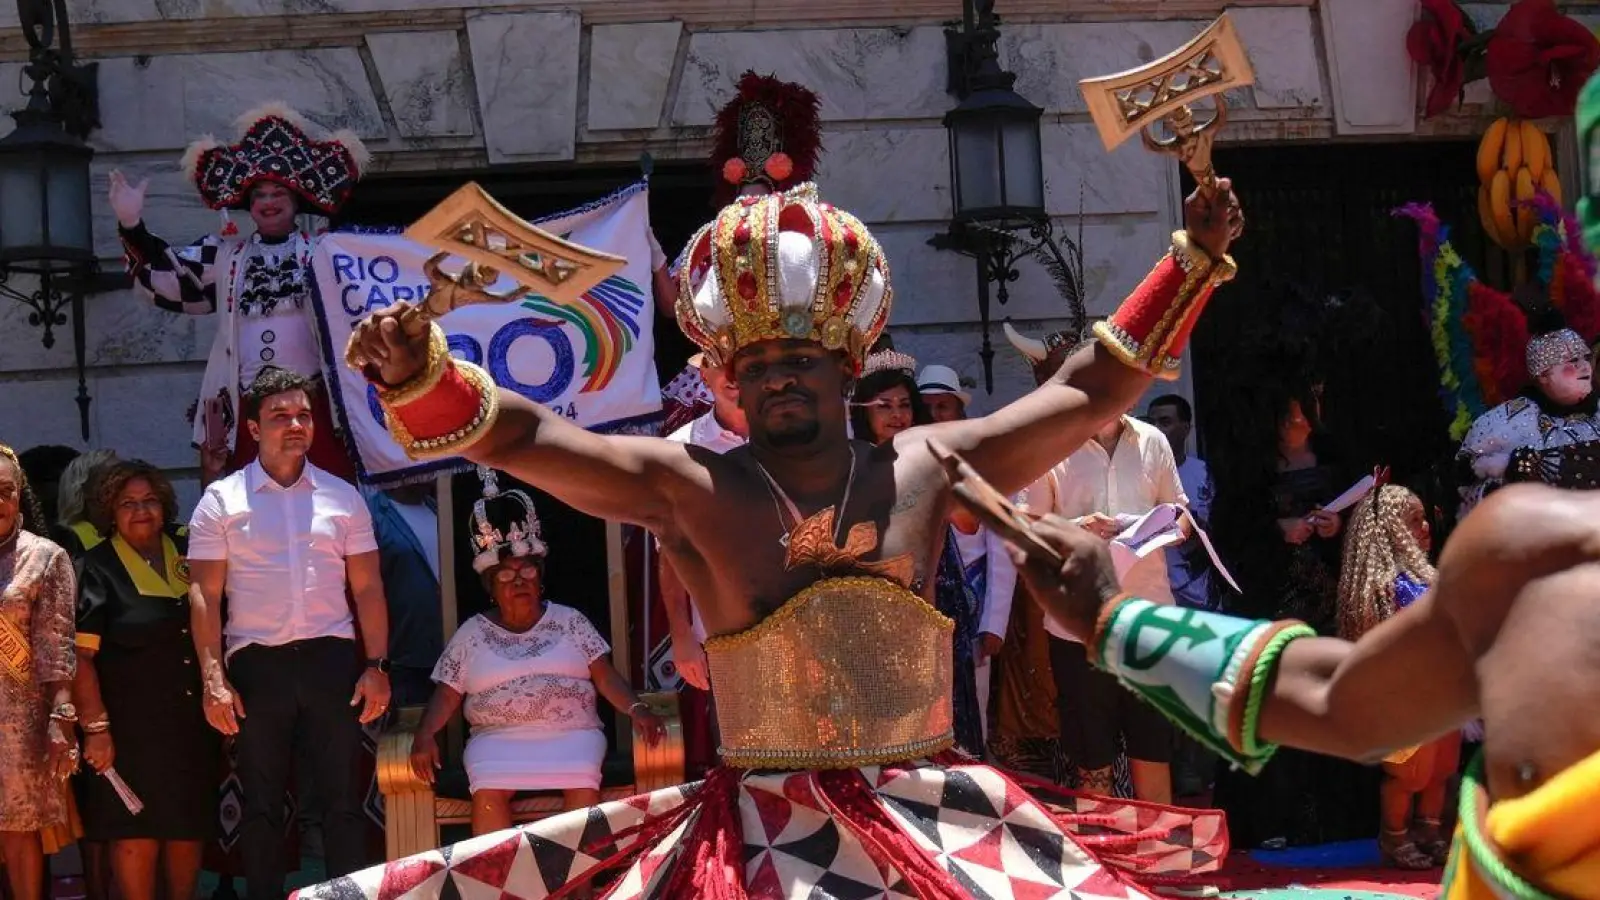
{"left": 0, "top": 612, "right": 30, "bottom": 685}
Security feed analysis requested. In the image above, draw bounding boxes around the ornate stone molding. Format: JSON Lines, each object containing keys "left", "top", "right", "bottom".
{"left": 0, "top": 0, "right": 1310, "bottom": 61}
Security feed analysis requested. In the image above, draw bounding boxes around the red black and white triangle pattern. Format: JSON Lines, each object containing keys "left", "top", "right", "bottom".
{"left": 292, "top": 758, "right": 1220, "bottom": 900}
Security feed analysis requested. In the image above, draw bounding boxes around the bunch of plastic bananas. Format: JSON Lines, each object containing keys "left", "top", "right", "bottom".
{"left": 1477, "top": 117, "right": 1561, "bottom": 251}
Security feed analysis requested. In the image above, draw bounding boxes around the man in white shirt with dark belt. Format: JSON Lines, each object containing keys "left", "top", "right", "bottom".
{"left": 186, "top": 367, "right": 392, "bottom": 900}
{"left": 1031, "top": 407, "right": 1188, "bottom": 802}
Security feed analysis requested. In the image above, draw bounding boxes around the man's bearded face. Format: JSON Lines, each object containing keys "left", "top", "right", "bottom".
{"left": 1538, "top": 357, "right": 1594, "bottom": 406}
{"left": 732, "top": 339, "right": 849, "bottom": 449}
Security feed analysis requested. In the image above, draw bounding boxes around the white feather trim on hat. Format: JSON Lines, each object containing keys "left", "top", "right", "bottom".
{"left": 179, "top": 136, "right": 220, "bottom": 187}
{"left": 328, "top": 128, "right": 371, "bottom": 176}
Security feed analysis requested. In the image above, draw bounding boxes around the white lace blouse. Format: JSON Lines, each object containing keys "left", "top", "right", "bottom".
{"left": 431, "top": 603, "right": 611, "bottom": 735}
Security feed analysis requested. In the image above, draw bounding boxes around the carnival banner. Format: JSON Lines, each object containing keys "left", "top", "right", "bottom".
{"left": 311, "top": 182, "right": 662, "bottom": 484}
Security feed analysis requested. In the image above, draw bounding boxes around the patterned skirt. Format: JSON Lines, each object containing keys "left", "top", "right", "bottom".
{"left": 290, "top": 753, "right": 1225, "bottom": 900}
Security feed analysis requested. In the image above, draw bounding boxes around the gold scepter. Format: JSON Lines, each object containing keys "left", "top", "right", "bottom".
{"left": 344, "top": 182, "right": 627, "bottom": 372}
{"left": 1078, "top": 14, "right": 1255, "bottom": 194}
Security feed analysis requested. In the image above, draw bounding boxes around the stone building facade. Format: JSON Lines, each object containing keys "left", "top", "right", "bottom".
{"left": 0, "top": 0, "right": 1545, "bottom": 509}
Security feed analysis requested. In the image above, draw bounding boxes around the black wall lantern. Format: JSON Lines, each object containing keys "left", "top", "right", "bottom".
{"left": 932, "top": 0, "right": 1083, "bottom": 393}
{"left": 0, "top": 0, "right": 107, "bottom": 440}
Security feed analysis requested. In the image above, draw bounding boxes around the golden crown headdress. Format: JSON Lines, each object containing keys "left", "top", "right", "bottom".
{"left": 675, "top": 184, "right": 892, "bottom": 373}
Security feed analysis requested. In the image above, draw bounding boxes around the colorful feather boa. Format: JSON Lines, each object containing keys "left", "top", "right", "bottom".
{"left": 1396, "top": 194, "right": 1600, "bottom": 441}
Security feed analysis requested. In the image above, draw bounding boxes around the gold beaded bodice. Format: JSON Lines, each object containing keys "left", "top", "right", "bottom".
{"left": 704, "top": 575, "right": 955, "bottom": 769}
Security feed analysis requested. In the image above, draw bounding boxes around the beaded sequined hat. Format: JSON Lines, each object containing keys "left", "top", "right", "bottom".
{"left": 1526, "top": 328, "right": 1590, "bottom": 378}
{"left": 675, "top": 184, "right": 892, "bottom": 373}
{"left": 469, "top": 467, "right": 547, "bottom": 574}
{"left": 180, "top": 103, "right": 369, "bottom": 216}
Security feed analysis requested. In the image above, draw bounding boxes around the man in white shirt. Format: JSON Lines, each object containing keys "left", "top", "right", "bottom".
{"left": 187, "top": 367, "right": 392, "bottom": 900}
{"left": 1033, "top": 409, "right": 1187, "bottom": 803}
{"left": 658, "top": 356, "right": 747, "bottom": 775}
{"left": 917, "top": 363, "right": 1017, "bottom": 747}
{"left": 1146, "top": 394, "right": 1214, "bottom": 610}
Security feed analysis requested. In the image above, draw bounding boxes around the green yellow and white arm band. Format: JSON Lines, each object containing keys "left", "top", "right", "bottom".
{"left": 1090, "top": 596, "right": 1315, "bottom": 775}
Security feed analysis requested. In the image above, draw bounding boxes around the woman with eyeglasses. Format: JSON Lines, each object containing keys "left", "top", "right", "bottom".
{"left": 70, "top": 460, "right": 219, "bottom": 900}
{"left": 409, "top": 471, "right": 663, "bottom": 835}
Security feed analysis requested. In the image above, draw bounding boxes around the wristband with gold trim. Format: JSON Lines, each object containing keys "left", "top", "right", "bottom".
{"left": 372, "top": 325, "right": 501, "bottom": 460}
{"left": 1091, "top": 596, "right": 1312, "bottom": 775}
{"left": 1093, "top": 231, "right": 1237, "bottom": 380}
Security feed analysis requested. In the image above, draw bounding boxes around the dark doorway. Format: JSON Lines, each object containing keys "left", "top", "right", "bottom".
{"left": 1186, "top": 140, "right": 1492, "bottom": 504}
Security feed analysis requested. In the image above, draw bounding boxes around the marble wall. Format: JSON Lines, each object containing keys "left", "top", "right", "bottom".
{"left": 0, "top": 2, "right": 1507, "bottom": 502}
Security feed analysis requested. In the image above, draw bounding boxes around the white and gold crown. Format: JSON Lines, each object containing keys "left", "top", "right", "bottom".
{"left": 469, "top": 467, "right": 546, "bottom": 573}
{"left": 675, "top": 184, "right": 892, "bottom": 372}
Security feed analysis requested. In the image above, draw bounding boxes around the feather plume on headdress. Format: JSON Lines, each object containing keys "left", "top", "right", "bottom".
{"left": 710, "top": 72, "right": 823, "bottom": 206}
{"left": 1395, "top": 193, "right": 1600, "bottom": 440}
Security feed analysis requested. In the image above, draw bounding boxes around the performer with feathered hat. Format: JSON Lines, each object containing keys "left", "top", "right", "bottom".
{"left": 651, "top": 73, "right": 825, "bottom": 773}
{"left": 657, "top": 71, "right": 824, "bottom": 433}
{"left": 1396, "top": 195, "right": 1600, "bottom": 516}
{"left": 108, "top": 104, "right": 369, "bottom": 483}
{"left": 309, "top": 164, "right": 1243, "bottom": 896}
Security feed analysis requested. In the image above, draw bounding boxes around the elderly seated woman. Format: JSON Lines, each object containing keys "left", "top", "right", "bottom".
{"left": 409, "top": 471, "right": 663, "bottom": 835}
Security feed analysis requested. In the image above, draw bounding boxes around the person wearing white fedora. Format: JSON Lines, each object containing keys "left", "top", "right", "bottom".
{"left": 915, "top": 363, "right": 973, "bottom": 423}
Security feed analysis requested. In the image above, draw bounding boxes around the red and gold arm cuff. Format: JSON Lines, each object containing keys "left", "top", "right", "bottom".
{"left": 372, "top": 324, "right": 500, "bottom": 460}
{"left": 1093, "top": 231, "right": 1237, "bottom": 380}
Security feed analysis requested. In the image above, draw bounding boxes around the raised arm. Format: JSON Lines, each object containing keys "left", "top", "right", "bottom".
{"left": 346, "top": 312, "right": 696, "bottom": 530}
{"left": 919, "top": 181, "right": 1242, "bottom": 496}
{"left": 109, "top": 170, "right": 221, "bottom": 315}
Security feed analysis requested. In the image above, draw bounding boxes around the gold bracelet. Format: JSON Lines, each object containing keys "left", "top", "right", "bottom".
{"left": 374, "top": 323, "right": 450, "bottom": 407}
{"left": 1171, "top": 231, "right": 1238, "bottom": 285}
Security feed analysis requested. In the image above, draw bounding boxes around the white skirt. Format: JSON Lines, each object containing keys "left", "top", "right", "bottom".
{"left": 462, "top": 726, "right": 607, "bottom": 793}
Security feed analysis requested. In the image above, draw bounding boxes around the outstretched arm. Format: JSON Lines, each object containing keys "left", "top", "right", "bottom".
{"left": 918, "top": 181, "right": 1242, "bottom": 496}
{"left": 1006, "top": 485, "right": 1574, "bottom": 771}
{"left": 1260, "top": 485, "right": 1584, "bottom": 760}
{"left": 347, "top": 311, "right": 693, "bottom": 530}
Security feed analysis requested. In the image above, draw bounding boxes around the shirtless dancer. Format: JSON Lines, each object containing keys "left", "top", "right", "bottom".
{"left": 306, "top": 177, "right": 1243, "bottom": 898}
{"left": 1010, "top": 485, "right": 1600, "bottom": 897}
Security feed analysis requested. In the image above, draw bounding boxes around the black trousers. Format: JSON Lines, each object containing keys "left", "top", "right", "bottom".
{"left": 1048, "top": 637, "right": 1172, "bottom": 770}
{"left": 230, "top": 637, "right": 366, "bottom": 900}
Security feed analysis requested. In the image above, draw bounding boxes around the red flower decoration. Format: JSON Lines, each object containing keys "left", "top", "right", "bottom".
{"left": 1486, "top": 0, "right": 1600, "bottom": 119}
{"left": 1408, "top": 0, "right": 1472, "bottom": 118}
{"left": 764, "top": 152, "right": 794, "bottom": 183}
{"left": 721, "top": 157, "right": 747, "bottom": 186}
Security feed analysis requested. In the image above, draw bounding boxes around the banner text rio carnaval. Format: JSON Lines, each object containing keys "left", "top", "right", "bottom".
{"left": 310, "top": 182, "right": 662, "bottom": 484}
{"left": 327, "top": 254, "right": 584, "bottom": 415}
